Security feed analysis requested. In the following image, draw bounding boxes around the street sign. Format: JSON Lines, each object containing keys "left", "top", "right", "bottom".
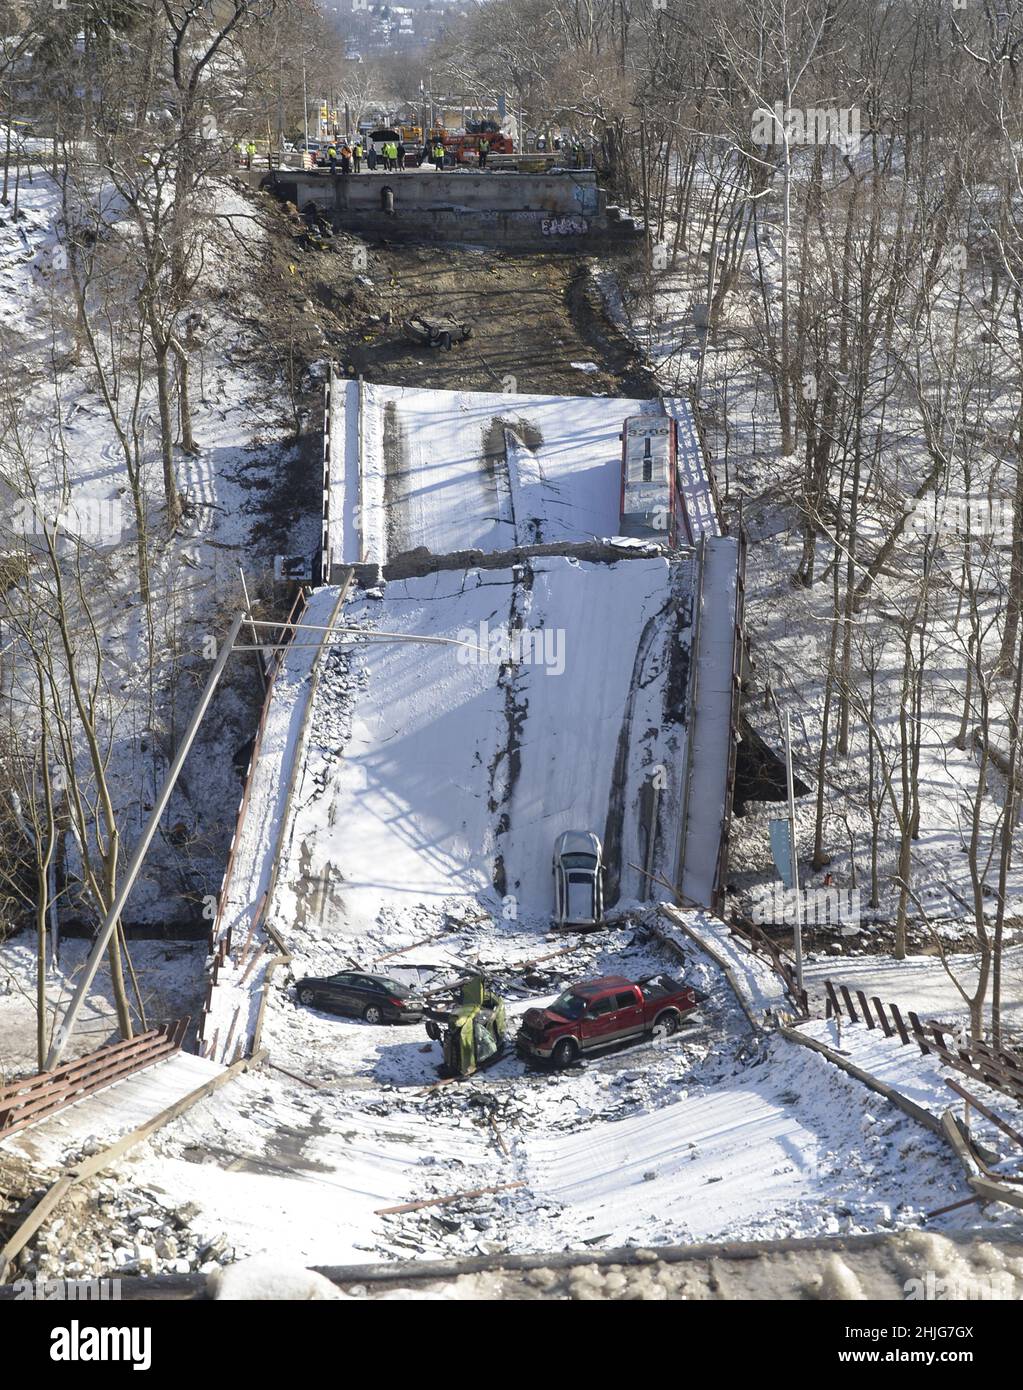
{"left": 770, "top": 818, "right": 794, "bottom": 888}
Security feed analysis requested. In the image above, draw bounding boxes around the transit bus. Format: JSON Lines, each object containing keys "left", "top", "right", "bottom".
{"left": 620, "top": 414, "right": 686, "bottom": 546}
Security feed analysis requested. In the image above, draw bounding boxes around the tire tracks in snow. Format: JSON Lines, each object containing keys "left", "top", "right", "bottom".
{"left": 488, "top": 562, "right": 533, "bottom": 899}
{"left": 602, "top": 587, "right": 680, "bottom": 908}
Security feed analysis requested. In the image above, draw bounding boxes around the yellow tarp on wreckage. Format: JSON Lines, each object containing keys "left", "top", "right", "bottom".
{"left": 448, "top": 976, "right": 507, "bottom": 1075}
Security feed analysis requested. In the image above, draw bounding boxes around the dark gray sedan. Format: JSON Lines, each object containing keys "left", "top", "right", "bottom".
{"left": 294, "top": 971, "right": 424, "bottom": 1024}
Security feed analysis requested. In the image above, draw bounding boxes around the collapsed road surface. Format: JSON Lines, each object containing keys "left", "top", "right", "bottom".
{"left": 323, "top": 380, "right": 714, "bottom": 575}
{"left": 23, "top": 915, "right": 976, "bottom": 1274}
{"left": 272, "top": 551, "right": 694, "bottom": 942}
{"left": 201, "top": 378, "right": 741, "bottom": 1061}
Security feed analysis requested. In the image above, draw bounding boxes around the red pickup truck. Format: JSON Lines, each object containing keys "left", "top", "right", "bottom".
{"left": 516, "top": 973, "right": 705, "bottom": 1067}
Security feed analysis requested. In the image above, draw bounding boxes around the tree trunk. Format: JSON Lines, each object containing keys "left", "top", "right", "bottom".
{"left": 150, "top": 328, "right": 182, "bottom": 531}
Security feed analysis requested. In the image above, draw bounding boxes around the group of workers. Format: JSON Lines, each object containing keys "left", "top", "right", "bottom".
{"left": 324, "top": 138, "right": 363, "bottom": 174}
{"left": 236, "top": 131, "right": 587, "bottom": 175}
{"left": 322, "top": 135, "right": 450, "bottom": 173}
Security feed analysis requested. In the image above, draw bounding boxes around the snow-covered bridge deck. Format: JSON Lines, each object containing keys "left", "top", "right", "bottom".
{"left": 204, "top": 381, "right": 739, "bottom": 1059}
{"left": 325, "top": 379, "right": 718, "bottom": 576}
{"left": 267, "top": 552, "right": 695, "bottom": 942}
{"left": 0, "top": 1052, "right": 223, "bottom": 1178}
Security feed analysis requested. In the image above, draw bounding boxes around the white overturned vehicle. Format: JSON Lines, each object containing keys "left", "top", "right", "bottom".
{"left": 553, "top": 830, "right": 604, "bottom": 929}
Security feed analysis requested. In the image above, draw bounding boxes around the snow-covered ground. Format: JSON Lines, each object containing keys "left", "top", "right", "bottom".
{"left": 0, "top": 170, "right": 316, "bottom": 943}
{"left": 0, "top": 169, "right": 62, "bottom": 335}
{"left": 0, "top": 939, "right": 206, "bottom": 1078}
{"left": 666, "top": 909, "right": 1023, "bottom": 1190}
{"left": 803, "top": 948, "right": 1023, "bottom": 1030}
{"left": 597, "top": 189, "right": 1023, "bottom": 952}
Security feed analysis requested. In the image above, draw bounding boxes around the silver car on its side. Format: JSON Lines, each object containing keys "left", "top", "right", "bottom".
{"left": 553, "top": 830, "right": 604, "bottom": 928}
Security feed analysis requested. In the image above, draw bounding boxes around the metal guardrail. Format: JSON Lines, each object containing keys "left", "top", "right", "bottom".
{"left": 0, "top": 1020, "right": 189, "bottom": 1142}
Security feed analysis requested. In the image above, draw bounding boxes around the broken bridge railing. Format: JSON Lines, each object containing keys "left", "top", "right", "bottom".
{"left": 195, "top": 587, "right": 310, "bottom": 1063}
{"left": 823, "top": 979, "right": 1023, "bottom": 1108}
{"left": 204, "top": 584, "right": 310, "bottom": 966}
{"left": 0, "top": 1019, "right": 190, "bottom": 1143}
{"left": 727, "top": 914, "right": 809, "bottom": 1018}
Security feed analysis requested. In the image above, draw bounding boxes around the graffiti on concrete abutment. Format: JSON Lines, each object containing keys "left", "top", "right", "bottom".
{"left": 541, "top": 215, "right": 588, "bottom": 236}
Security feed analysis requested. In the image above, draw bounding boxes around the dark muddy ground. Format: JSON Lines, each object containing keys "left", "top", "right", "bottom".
{"left": 340, "top": 243, "right": 657, "bottom": 399}
{"left": 242, "top": 186, "right": 657, "bottom": 550}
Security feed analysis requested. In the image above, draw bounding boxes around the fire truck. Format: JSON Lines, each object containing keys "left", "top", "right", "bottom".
{"left": 440, "top": 122, "right": 514, "bottom": 165}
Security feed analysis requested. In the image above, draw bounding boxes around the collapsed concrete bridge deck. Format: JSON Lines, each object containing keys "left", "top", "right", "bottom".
{"left": 199, "top": 378, "right": 743, "bottom": 1062}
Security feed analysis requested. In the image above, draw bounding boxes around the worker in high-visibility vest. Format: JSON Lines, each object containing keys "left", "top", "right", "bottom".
{"left": 353, "top": 139, "right": 363, "bottom": 173}
{"left": 432, "top": 139, "right": 445, "bottom": 170}
{"left": 246, "top": 140, "right": 256, "bottom": 169}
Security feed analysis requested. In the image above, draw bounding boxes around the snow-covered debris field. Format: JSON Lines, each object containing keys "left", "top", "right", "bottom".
{"left": 104, "top": 923, "right": 990, "bottom": 1272}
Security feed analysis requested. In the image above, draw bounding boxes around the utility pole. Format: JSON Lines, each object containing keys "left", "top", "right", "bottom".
{"left": 785, "top": 711, "right": 804, "bottom": 994}
{"left": 45, "top": 613, "right": 492, "bottom": 1071}
{"left": 302, "top": 61, "right": 309, "bottom": 150}
{"left": 276, "top": 56, "right": 284, "bottom": 147}
{"left": 46, "top": 613, "right": 246, "bottom": 1071}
